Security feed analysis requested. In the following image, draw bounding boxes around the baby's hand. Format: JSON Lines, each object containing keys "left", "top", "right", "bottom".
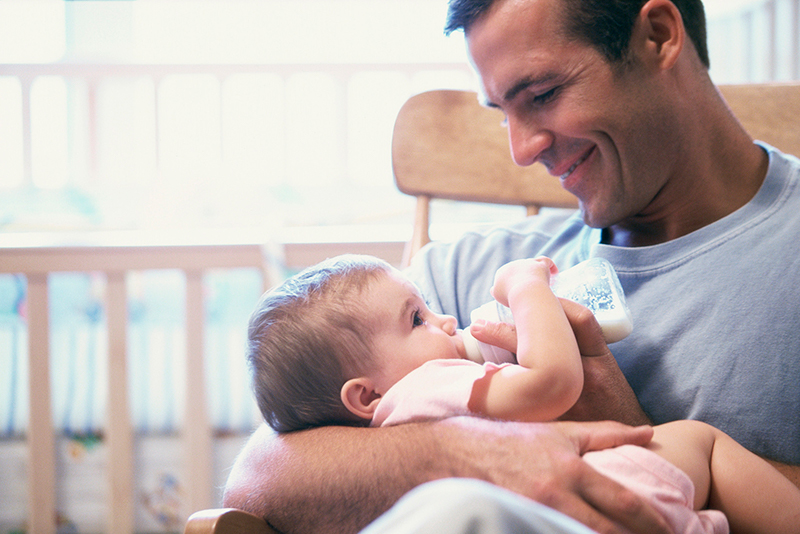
{"left": 491, "top": 257, "right": 558, "bottom": 305}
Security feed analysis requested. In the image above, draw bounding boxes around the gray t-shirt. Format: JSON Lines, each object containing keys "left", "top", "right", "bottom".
{"left": 406, "top": 142, "right": 800, "bottom": 465}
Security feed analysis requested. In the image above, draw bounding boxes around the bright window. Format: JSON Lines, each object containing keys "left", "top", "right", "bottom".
{"left": 0, "top": 0, "right": 485, "bottom": 235}
{"left": 0, "top": 0, "right": 795, "bottom": 236}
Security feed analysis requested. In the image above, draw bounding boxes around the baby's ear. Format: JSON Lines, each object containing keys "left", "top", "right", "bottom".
{"left": 341, "top": 377, "right": 381, "bottom": 420}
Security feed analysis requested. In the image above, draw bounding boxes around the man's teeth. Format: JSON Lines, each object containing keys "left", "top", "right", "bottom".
{"left": 561, "top": 155, "right": 587, "bottom": 180}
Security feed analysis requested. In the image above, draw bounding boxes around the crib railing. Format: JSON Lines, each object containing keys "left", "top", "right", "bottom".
{"left": 0, "top": 233, "right": 269, "bottom": 534}
{"left": 0, "top": 231, "right": 405, "bottom": 534}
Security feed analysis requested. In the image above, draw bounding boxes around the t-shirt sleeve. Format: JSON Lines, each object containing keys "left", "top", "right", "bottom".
{"left": 371, "top": 359, "right": 511, "bottom": 427}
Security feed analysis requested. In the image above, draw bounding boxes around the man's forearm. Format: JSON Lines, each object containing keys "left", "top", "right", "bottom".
{"left": 223, "top": 419, "right": 671, "bottom": 534}
{"left": 223, "top": 423, "right": 450, "bottom": 534}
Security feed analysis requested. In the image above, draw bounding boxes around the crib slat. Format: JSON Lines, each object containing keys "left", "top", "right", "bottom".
{"left": 106, "top": 272, "right": 134, "bottom": 533}
{"left": 185, "top": 269, "right": 214, "bottom": 513}
{"left": 26, "top": 274, "right": 56, "bottom": 534}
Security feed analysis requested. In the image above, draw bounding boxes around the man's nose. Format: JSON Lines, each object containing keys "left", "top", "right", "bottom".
{"left": 508, "top": 118, "right": 554, "bottom": 168}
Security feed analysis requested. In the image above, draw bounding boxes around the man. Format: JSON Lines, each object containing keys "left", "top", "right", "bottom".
{"left": 224, "top": 0, "right": 800, "bottom": 532}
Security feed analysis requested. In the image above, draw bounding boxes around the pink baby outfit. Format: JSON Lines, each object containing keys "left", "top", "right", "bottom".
{"left": 584, "top": 446, "right": 727, "bottom": 534}
{"left": 371, "top": 359, "right": 510, "bottom": 427}
{"left": 372, "top": 359, "right": 729, "bottom": 534}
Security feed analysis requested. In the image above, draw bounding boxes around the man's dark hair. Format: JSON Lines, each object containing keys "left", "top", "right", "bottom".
{"left": 445, "top": 0, "right": 709, "bottom": 69}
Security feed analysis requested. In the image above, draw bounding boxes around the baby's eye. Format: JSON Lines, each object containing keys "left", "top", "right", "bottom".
{"left": 412, "top": 310, "right": 425, "bottom": 327}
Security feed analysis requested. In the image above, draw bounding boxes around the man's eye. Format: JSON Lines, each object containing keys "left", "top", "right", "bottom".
{"left": 412, "top": 310, "right": 425, "bottom": 327}
{"left": 532, "top": 87, "right": 558, "bottom": 105}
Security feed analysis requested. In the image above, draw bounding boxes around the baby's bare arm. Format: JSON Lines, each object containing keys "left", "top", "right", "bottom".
{"left": 648, "top": 420, "right": 800, "bottom": 533}
{"left": 765, "top": 460, "right": 800, "bottom": 489}
{"left": 474, "top": 259, "right": 583, "bottom": 421}
{"left": 472, "top": 301, "right": 651, "bottom": 427}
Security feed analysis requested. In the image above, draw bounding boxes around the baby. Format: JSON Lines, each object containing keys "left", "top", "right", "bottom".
{"left": 247, "top": 254, "right": 800, "bottom": 534}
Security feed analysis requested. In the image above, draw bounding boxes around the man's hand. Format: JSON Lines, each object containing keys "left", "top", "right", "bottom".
{"left": 470, "top": 299, "right": 650, "bottom": 426}
{"left": 557, "top": 300, "right": 650, "bottom": 425}
{"left": 439, "top": 417, "right": 672, "bottom": 534}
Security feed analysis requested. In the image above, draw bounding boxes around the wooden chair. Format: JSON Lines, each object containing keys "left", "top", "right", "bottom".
{"left": 184, "top": 508, "right": 278, "bottom": 534}
{"left": 392, "top": 83, "right": 800, "bottom": 266}
{"left": 183, "top": 82, "right": 800, "bottom": 534}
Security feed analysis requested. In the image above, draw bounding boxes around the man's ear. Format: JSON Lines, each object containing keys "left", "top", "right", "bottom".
{"left": 341, "top": 377, "right": 382, "bottom": 420}
{"left": 632, "top": 0, "right": 685, "bottom": 70}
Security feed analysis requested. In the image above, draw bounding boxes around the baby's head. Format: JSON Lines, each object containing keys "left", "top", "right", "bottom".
{"left": 247, "top": 254, "right": 393, "bottom": 432}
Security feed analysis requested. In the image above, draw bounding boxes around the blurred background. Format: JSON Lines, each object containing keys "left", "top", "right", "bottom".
{"left": 0, "top": 0, "right": 795, "bottom": 239}
{"left": 0, "top": 0, "right": 797, "bottom": 531}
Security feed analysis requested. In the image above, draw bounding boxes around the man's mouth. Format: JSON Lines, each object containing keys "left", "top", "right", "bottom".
{"left": 560, "top": 149, "right": 592, "bottom": 181}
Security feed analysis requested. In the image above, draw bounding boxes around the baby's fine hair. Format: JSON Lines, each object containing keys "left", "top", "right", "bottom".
{"left": 247, "top": 254, "right": 393, "bottom": 432}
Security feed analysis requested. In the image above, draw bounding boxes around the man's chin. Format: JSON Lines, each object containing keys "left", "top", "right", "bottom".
{"left": 577, "top": 203, "right": 599, "bottom": 227}
{"left": 578, "top": 192, "right": 630, "bottom": 225}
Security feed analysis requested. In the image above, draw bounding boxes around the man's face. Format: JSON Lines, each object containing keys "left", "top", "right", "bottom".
{"left": 466, "top": 0, "right": 677, "bottom": 229}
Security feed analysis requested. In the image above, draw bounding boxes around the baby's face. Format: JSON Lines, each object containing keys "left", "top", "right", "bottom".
{"left": 363, "top": 270, "right": 468, "bottom": 394}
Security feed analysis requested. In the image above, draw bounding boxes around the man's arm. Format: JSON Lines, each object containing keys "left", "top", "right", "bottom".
{"left": 559, "top": 350, "right": 651, "bottom": 426}
{"left": 223, "top": 419, "right": 672, "bottom": 534}
{"left": 223, "top": 423, "right": 427, "bottom": 533}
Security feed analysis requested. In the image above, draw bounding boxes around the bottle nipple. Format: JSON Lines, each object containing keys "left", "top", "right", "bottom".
{"left": 460, "top": 327, "right": 485, "bottom": 363}
{"left": 458, "top": 324, "right": 516, "bottom": 364}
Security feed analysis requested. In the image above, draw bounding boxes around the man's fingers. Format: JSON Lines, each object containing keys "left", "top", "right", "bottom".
{"left": 559, "top": 299, "right": 608, "bottom": 357}
{"left": 472, "top": 297, "right": 608, "bottom": 358}
{"left": 577, "top": 465, "right": 673, "bottom": 534}
{"left": 564, "top": 421, "right": 655, "bottom": 454}
{"left": 526, "top": 461, "right": 672, "bottom": 534}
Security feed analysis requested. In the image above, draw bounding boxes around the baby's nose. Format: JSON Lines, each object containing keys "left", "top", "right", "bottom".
{"left": 440, "top": 314, "right": 458, "bottom": 336}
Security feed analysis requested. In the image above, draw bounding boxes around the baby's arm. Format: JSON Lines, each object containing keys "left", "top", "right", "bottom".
{"left": 468, "top": 258, "right": 583, "bottom": 422}
{"left": 648, "top": 420, "right": 800, "bottom": 534}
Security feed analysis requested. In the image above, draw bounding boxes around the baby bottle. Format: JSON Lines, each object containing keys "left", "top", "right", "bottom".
{"left": 461, "top": 258, "right": 633, "bottom": 364}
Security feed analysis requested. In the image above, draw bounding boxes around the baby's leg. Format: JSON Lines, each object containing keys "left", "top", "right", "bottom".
{"left": 649, "top": 420, "right": 800, "bottom": 534}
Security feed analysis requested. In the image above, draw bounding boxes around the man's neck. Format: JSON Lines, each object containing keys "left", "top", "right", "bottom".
{"left": 602, "top": 140, "right": 769, "bottom": 248}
